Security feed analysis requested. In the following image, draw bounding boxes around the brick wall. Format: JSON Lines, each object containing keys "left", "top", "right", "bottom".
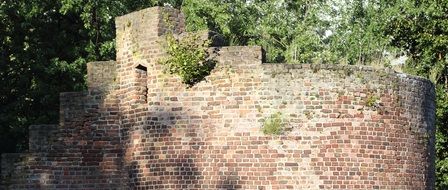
{"left": 1, "top": 6, "right": 436, "bottom": 190}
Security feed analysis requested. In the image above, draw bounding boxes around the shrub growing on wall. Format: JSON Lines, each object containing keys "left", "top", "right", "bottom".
{"left": 262, "top": 112, "right": 284, "bottom": 135}
{"left": 159, "top": 33, "right": 216, "bottom": 87}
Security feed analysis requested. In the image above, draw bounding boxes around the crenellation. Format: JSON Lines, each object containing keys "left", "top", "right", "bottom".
{"left": 29, "top": 125, "right": 58, "bottom": 153}
{"left": 59, "top": 91, "right": 86, "bottom": 129}
{"left": 0, "top": 6, "right": 436, "bottom": 190}
{"left": 87, "top": 61, "right": 117, "bottom": 92}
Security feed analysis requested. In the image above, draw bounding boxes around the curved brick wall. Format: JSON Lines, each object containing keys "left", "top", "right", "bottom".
{"left": 1, "top": 6, "right": 435, "bottom": 190}
{"left": 114, "top": 7, "right": 436, "bottom": 190}
{"left": 120, "top": 51, "right": 435, "bottom": 189}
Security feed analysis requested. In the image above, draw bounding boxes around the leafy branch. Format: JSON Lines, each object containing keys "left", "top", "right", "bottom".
{"left": 159, "top": 32, "right": 216, "bottom": 87}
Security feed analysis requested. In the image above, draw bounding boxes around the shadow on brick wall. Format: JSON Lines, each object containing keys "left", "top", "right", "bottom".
{"left": 216, "top": 170, "right": 241, "bottom": 190}
{"left": 124, "top": 110, "right": 205, "bottom": 189}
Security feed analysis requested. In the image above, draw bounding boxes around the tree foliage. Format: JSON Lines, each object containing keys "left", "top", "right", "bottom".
{"left": 159, "top": 33, "right": 215, "bottom": 86}
{"left": 0, "top": 0, "right": 88, "bottom": 152}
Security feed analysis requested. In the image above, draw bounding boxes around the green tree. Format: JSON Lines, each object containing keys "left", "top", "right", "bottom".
{"left": 323, "top": 0, "right": 399, "bottom": 65}
{"left": 182, "top": 0, "right": 328, "bottom": 63}
{"left": 0, "top": 0, "right": 87, "bottom": 153}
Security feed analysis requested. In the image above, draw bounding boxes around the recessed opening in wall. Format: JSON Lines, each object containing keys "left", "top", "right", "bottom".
{"left": 261, "top": 47, "right": 267, "bottom": 63}
{"left": 135, "top": 64, "right": 148, "bottom": 103}
{"left": 136, "top": 64, "right": 147, "bottom": 72}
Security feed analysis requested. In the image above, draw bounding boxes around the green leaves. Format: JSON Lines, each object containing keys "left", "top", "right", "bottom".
{"left": 159, "top": 33, "right": 215, "bottom": 87}
{"left": 262, "top": 112, "right": 284, "bottom": 135}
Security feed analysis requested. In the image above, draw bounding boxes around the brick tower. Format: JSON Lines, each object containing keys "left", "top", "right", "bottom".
{"left": 1, "top": 6, "right": 436, "bottom": 190}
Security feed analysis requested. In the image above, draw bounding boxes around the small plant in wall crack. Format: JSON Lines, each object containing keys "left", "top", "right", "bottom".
{"left": 262, "top": 112, "right": 285, "bottom": 135}
{"left": 366, "top": 94, "right": 379, "bottom": 108}
{"left": 159, "top": 32, "right": 216, "bottom": 87}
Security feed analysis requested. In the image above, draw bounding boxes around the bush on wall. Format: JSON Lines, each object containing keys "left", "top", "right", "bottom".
{"left": 159, "top": 32, "right": 216, "bottom": 87}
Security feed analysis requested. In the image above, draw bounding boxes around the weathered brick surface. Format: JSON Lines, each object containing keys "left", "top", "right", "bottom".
{"left": 1, "top": 6, "right": 436, "bottom": 190}
{"left": 29, "top": 125, "right": 58, "bottom": 152}
{"left": 87, "top": 61, "right": 117, "bottom": 91}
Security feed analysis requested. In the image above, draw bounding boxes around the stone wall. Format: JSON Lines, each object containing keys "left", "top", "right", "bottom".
{"left": 1, "top": 6, "right": 436, "bottom": 190}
